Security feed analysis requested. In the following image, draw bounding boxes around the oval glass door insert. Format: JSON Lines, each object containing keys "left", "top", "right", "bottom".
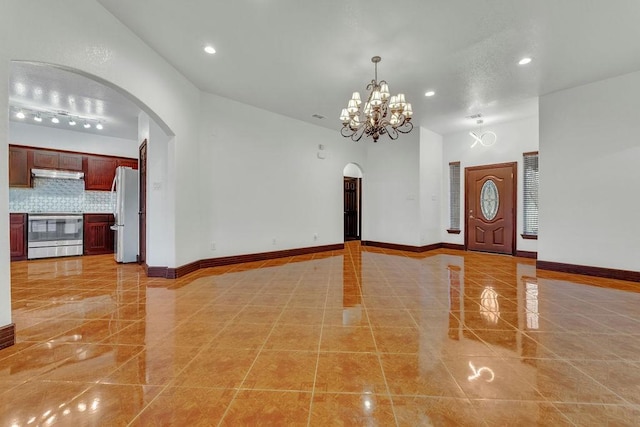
{"left": 480, "top": 179, "right": 499, "bottom": 220}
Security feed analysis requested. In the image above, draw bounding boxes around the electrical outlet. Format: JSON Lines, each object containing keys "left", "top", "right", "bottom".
{"left": 272, "top": 238, "right": 276, "bottom": 245}
{"left": 313, "top": 233, "right": 318, "bottom": 241}
{"left": 210, "top": 242, "right": 216, "bottom": 251}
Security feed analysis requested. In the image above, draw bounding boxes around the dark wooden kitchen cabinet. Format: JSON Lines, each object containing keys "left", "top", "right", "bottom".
{"left": 84, "top": 214, "right": 115, "bottom": 255}
{"left": 32, "top": 149, "right": 83, "bottom": 171}
{"left": 32, "top": 150, "right": 60, "bottom": 169}
{"left": 59, "top": 153, "right": 84, "bottom": 171}
{"left": 10, "top": 213, "right": 27, "bottom": 261}
{"left": 8, "top": 146, "right": 30, "bottom": 187}
{"left": 117, "top": 158, "right": 138, "bottom": 170}
{"left": 83, "top": 156, "right": 118, "bottom": 191}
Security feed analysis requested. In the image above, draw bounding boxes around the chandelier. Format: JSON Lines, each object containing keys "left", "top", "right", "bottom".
{"left": 340, "top": 56, "right": 413, "bottom": 142}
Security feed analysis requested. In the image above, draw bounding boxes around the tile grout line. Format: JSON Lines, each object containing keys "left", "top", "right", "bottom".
{"left": 305, "top": 262, "right": 332, "bottom": 427}
{"left": 215, "top": 273, "right": 303, "bottom": 427}
{"left": 126, "top": 282, "right": 253, "bottom": 426}
{"left": 360, "top": 245, "right": 402, "bottom": 427}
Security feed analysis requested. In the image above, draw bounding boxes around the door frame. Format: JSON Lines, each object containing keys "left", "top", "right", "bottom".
{"left": 464, "top": 161, "right": 517, "bottom": 256}
{"left": 138, "top": 139, "right": 147, "bottom": 265}
{"left": 343, "top": 177, "right": 362, "bottom": 241}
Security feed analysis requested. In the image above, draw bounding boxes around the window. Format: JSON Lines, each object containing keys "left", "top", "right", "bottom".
{"left": 523, "top": 152, "right": 539, "bottom": 237}
{"left": 448, "top": 162, "right": 461, "bottom": 233}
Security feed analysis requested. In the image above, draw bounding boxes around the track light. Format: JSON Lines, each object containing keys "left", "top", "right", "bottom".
{"left": 96, "top": 123, "right": 103, "bottom": 130}
{"left": 34, "top": 114, "right": 42, "bottom": 122}
{"left": 84, "top": 122, "right": 91, "bottom": 129}
{"left": 51, "top": 117, "right": 59, "bottom": 124}
{"left": 68, "top": 119, "right": 76, "bottom": 126}
{"left": 16, "top": 110, "right": 25, "bottom": 119}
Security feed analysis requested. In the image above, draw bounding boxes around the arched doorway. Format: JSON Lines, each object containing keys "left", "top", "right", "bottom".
{"left": 7, "top": 61, "right": 174, "bottom": 270}
{"left": 343, "top": 163, "right": 363, "bottom": 241}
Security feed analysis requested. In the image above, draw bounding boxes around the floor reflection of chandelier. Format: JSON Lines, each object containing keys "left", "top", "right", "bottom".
{"left": 340, "top": 56, "right": 413, "bottom": 142}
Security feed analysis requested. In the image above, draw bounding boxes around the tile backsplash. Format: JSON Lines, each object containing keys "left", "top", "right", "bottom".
{"left": 9, "top": 178, "right": 115, "bottom": 213}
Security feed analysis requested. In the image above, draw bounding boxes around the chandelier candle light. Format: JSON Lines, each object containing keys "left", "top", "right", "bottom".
{"left": 340, "top": 56, "right": 413, "bottom": 142}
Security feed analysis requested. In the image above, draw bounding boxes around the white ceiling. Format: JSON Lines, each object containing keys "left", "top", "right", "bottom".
{"left": 9, "top": 62, "right": 141, "bottom": 140}
{"left": 95, "top": 0, "right": 640, "bottom": 135}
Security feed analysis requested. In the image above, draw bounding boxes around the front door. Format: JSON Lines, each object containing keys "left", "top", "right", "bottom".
{"left": 465, "top": 162, "right": 516, "bottom": 255}
{"left": 344, "top": 177, "right": 360, "bottom": 240}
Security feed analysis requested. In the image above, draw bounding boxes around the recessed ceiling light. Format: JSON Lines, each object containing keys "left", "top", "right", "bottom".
{"left": 424, "top": 90, "right": 435, "bottom": 97}
{"left": 34, "top": 114, "right": 42, "bottom": 122}
{"left": 204, "top": 45, "right": 216, "bottom": 54}
{"left": 51, "top": 117, "right": 59, "bottom": 124}
{"left": 68, "top": 119, "right": 76, "bottom": 126}
{"left": 96, "top": 123, "right": 103, "bottom": 130}
{"left": 518, "top": 57, "right": 532, "bottom": 65}
{"left": 16, "top": 111, "right": 25, "bottom": 119}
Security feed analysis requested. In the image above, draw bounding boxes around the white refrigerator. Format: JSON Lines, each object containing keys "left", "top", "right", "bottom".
{"left": 110, "top": 166, "right": 139, "bottom": 263}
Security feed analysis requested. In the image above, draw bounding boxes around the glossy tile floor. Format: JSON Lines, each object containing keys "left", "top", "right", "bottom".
{"left": 2, "top": 242, "right": 640, "bottom": 426}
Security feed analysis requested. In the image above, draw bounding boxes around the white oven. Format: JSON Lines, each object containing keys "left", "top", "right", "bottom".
{"left": 27, "top": 214, "right": 84, "bottom": 259}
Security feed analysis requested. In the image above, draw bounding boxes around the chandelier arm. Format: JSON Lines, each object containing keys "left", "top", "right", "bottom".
{"left": 386, "top": 126, "right": 399, "bottom": 140}
{"left": 341, "top": 126, "right": 355, "bottom": 138}
{"left": 352, "top": 125, "right": 366, "bottom": 142}
{"left": 396, "top": 121, "right": 414, "bottom": 134}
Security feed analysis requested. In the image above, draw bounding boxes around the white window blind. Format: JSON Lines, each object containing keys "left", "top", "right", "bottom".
{"left": 449, "top": 162, "right": 461, "bottom": 230}
{"left": 523, "top": 152, "right": 539, "bottom": 235}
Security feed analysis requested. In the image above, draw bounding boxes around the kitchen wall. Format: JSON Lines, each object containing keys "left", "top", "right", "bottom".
{"left": 9, "top": 178, "right": 114, "bottom": 214}
{"left": 10, "top": 122, "right": 138, "bottom": 158}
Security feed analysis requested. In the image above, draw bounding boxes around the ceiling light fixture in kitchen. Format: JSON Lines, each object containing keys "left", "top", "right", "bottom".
{"left": 10, "top": 106, "right": 104, "bottom": 130}
{"left": 340, "top": 56, "right": 413, "bottom": 142}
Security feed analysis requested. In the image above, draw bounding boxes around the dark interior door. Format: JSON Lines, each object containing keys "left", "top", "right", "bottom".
{"left": 465, "top": 162, "right": 516, "bottom": 255}
{"left": 344, "top": 177, "right": 360, "bottom": 240}
{"left": 139, "top": 139, "right": 147, "bottom": 265}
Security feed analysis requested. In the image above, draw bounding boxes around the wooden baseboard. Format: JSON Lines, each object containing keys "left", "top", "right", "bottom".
{"left": 537, "top": 260, "right": 640, "bottom": 282}
{"left": 516, "top": 250, "right": 538, "bottom": 259}
{"left": 148, "top": 243, "right": 344, "bottom": 279}
{"left": 362, "top": 241, "right": 466, "bottom": 253}
{"left": 146, "top": 265, "right": 169, "bottom": 278}
{"left": 0, "top": 323, "right": 15, "bottom": 350}
{"left": 441, "top": 243, "right": 466, "bottom": 251}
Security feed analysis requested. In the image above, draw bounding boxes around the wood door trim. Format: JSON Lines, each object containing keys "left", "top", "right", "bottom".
{"left": 464, "top": 162, "right": 517, "bottom": 256}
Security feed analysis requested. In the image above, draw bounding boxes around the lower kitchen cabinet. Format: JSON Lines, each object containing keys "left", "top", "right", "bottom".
{"left": 84, "top": 214, "right": 115, "bottom": 255}
{"left": 10, "top": 213, "right": 27, "bottom": 261}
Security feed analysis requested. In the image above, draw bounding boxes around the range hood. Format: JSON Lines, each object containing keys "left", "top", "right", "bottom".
{"left": 31, "top": 168, "right": 84, "bottom": 180}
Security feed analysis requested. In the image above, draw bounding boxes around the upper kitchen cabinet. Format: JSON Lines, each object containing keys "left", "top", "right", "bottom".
{"left": 32, "top": 149, "right": 59, "bottom": 169}
{"left": 32, "top": 149, "right": 83, "bottom": 171}
{"left": 83, "top": 156, "right": 118, "bottom": 191}
{"left": 118, "top": 158, "right": 138, "bottom": 170}
{"left": 8, "top": 146, "right": 30, "bottom": 187}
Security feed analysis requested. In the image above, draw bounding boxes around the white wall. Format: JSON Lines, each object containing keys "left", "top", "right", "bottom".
{"left": 420, "top": 127, "right": 443, "bottom": 246}
{"left": 539, "top": 71, "right": 640, "bottom": 271}
{"left": 363, "top": 131, "right": 421, "bottom": 246}
{"left": 441, "top": 115, "right": 539, "bottom": 252}
{"left": 9, "top": 122, "right": 138, "bottom": 158}
{"left": 147, "top": 119, "right": 173, "bottom": 267}
{"left": 198, "top": 92, "right": 365, "bottom": 257}
{"left": 0, "top": 0, "right": 203, "bottom": 326}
